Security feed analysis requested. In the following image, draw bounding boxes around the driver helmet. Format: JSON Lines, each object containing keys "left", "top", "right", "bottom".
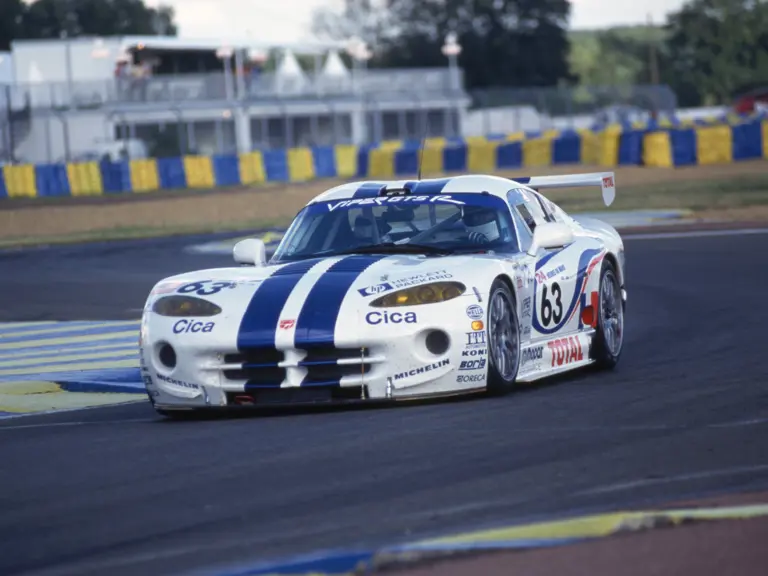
{"left": 462, "top": 206, "right": 500, "bottom": 242}
{"left": 353, "top": 216, "right": 375, "bottom": 241}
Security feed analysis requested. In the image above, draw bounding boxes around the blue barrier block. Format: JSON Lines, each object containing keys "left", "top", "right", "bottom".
{"left": 157, "top": 157, "right": 186, "bottom": 189}
{"left": 732, "top": 121, "right": 763, "bottom": 160}
{"left": 213, "top": 154, "right": 241, "bottom": 187}
{"left": 443, "top": 145, "right": 467, "bottom": 172}
{"left": 618, "top": 131, "right": 643, "bottom": 165}
{"left": 670, "top": 128, "right": 697, "bottom": 166}
{"left": 356, "top": 148, "right": 370, "bottom": 178}
{"left": 100, "top": 160, "right": 130, "bottom": 193}
{"left": 394, "top": 148, "right": 418, "bottom": 176}
{"left": 35, "top": 164, "right": 70, "bottom": 197}
{"left": 0, "top": 169, "right": 7, "bottom": 198}
{"left": 552, "top": 135, "right": 580, "bottom": 164}
{"left": 311, "top": 146, "right": 337, "bottom": 178}
{"left": 263, "top": 149, "right": 288, "bottom": 182}
{"left": 496, "top": 142, "right": 522, "bottom": 169}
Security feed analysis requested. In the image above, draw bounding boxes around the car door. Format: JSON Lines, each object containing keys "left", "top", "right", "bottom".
{"left": 511, "top": 187, "right": 604, "bottom": 341}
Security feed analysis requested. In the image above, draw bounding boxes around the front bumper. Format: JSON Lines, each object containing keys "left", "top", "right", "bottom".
{"left": 141, "top": 296, "right": 489, "bottom": 410}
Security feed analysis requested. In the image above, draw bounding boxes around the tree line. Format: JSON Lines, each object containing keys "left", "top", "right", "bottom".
{"left": 2, "top": 0, "right": 766, "bottom": 107}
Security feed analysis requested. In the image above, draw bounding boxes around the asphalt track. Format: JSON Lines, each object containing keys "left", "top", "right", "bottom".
{"left": 1, "top": 230, "right": 768, "bottom": 576}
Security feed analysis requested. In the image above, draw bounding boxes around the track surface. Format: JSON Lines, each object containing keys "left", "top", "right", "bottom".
{"left": 1, "top": 232, "right": 768, "bottom": 576}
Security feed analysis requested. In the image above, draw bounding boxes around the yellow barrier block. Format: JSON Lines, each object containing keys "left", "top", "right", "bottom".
{"left": 543, "top": 129, "right": 560, "bottom": 139}
{"left": 367, "top": 149, "right": 395, "bottom": 178}
{"left": 239, "top": 152, "right": 266, "bottom": 185}
{"left": 183, "top": 155, "right": 214, "bottom": 188}
{"left": 467, "top": 141, "right": 499, "bottom": 172}
{"left": 287, "top": 147, "right": 315, "bottom": 182}
{"left": 2, "top": 164, "right": 37, "bottom": 198}
{"left": 380, "top": 140, "right": 403, "bottom": 151}
{"left": 642, "top": 132, "right": 673, "bottom": 167}
{"left": 334, "top": 145, "right": 358, "bottom": 178}
{"left": 66, "top": 162, "right": 103, "bottom": 196}
{"left": 522, "top": 138, "right": 553, "bottom": 167}
{"left": 763, "top": 121, "right": 768, "bottom": 159}
{"left": 695, "top": 125, "right": 733, "bottom": 165}
{"left": 578, "top": 131, "right": 598, "bottom": 165}
{"left": 424, "top": 137, "right": 446, "bottom": 148}
{"left": 597, "top": 131, "right": 620, "bottom": 166}
{"left": 505, "top": 132, "right": 525, "bottom": 141}
{"left": 129, "top": 159, "right": 159, "bottom": 193}
{"left": 419, "top": 146, "right": 444, "bottom": 175}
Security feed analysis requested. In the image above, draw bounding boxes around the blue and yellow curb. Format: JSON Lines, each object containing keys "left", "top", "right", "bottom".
{"left": 0, "top": 321, "right": 145, "bottom": 417}
{"left": 209, "top": 503, "right": 768, "bottom": 575}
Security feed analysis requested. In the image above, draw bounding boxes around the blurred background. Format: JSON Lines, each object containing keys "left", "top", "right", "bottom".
{"left": 1, "top": 0, "right": 766, "bottom": 165}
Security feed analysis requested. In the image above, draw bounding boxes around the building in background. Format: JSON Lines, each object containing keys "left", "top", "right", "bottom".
{"left": 1, "top": 35, "right": 469, "bottom": 164}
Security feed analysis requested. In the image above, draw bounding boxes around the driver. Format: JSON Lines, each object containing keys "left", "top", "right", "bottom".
{"left": 462, "top": 206, "right": 501, "bottom": 244}
{"left": 353, "top": 215, "right": 392, "bottom": 244}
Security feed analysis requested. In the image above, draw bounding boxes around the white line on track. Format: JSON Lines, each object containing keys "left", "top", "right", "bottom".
{"left": 622, "top": 227, "right": 768, "bottom": 241}
{"left": 574, "top": 464, "right": 768, "bottom": 497}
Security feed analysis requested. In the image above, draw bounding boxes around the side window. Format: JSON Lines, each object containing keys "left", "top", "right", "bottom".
{"left": 506, "top": 189, "right": 535, "bottom": 251}
{"left": 529, "top": 190, "right": 557, "bottom": 223}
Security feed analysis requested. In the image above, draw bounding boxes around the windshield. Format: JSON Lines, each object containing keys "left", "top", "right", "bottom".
{"left": 271, "top": 193, "right": 520, "bottom": 263}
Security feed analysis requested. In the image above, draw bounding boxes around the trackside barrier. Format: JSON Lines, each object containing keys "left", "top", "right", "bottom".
{"left": 1, "top": 117, "right": 767, "bottom": 200}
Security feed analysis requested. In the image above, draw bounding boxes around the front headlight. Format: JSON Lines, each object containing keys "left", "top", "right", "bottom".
{"left": 370, "top": 281, "right": 466, "bottom": 307}
{"left": 152, "top": 295, "right": 222, "bottom": 317}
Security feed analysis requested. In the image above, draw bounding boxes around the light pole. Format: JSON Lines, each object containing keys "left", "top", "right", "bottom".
{"left": 216, "top": 45, "right": 234, "bottom": 101}
{"left": 442, "top": 33, "right": 462, "bottom": 138}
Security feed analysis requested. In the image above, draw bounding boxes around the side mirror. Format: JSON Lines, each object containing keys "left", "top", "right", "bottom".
{"left": 233, "top": 238, "right": 266, "bottom": 266}
{"left": 527, "top": 222, "right": 574, "bottom": 256}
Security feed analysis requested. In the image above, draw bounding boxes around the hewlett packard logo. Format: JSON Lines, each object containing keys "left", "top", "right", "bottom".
{"left": 358, "top": 282, "right": 394, "bottom": 297}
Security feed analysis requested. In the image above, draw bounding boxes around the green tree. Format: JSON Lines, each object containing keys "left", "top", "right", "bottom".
{"left": 663, "top": 0, "right": 768, "bottom": 105}
{"left": 0, "top": 0, "right": 27, "bottom": 51}
{"left": 312, "top": 0, "right": 574, "bottom": 90}
{"left": 1, "top": 0, "right": 176, "bottom": 49}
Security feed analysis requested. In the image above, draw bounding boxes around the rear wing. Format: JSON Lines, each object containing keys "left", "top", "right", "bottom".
{"left": 514, "top": 172, "right": 616, "bottom": 207}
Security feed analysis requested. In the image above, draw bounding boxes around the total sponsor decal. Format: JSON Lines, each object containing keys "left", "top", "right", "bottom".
{"left": 327, "top": 195, "right": 465, "bottom": 212}
{"left": 156, "top": 373, "right": 199, "bottom": 390}
{"left": 365, "top": 311, "right": 417, "bottom": 325}
{"left": 394, "top": 358, "right": 450, "bottom": 381}
{"left": 358, "top": 270, "right": 453, "bottom": 297}
{"left": 466, "top": 304, "right": 484, "bottom": 320}
{"left": 173, "top": 320, "right": 215, "bottom": 334}
{"left": 548, "top": 336, "right": 585, "bottom": 368}
{"left": 459, "top": 358, "right": 486, "bottom": 371}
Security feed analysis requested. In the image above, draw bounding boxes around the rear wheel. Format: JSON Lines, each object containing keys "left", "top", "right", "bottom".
{"left": 591, "top": 259, "right": 624, "bottom": 369}
{"left": 486, "top": 279, "right": 521, "bottom": 395}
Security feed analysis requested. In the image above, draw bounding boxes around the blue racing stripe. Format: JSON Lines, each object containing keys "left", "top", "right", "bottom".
{"left": 294, "top": 255, "right": 387, "bottom": 351}
{"left": 353, "top": 182, "right": 385, "bottom": 198}
{"left": 408, "top": 178, "right": 452, "bottom": 195}
{"left": 237, "top": 258, "right": 326, "bottom": 350}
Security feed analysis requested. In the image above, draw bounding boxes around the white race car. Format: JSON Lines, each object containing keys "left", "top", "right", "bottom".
{"left": 139, "top": 172, "right": 626, "bottom": 417}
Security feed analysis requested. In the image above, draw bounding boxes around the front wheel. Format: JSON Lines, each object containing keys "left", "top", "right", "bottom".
{"left": 591, "top": 259, "right": 624, "bottom": 369}
{"left": 486, "top": 279, "right": 521, "bottom": 395}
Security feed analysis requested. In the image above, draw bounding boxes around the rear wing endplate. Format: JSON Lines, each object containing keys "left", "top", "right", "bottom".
{"left": 515, "top": 172, "right": 616, "bottom": 207}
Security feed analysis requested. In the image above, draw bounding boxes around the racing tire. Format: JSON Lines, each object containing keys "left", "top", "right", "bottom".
{"left": 591, "top": 259, "right": 624, "bottom": 369}
{"left": 486, "top": 279, "right": 521, "bottom": 395}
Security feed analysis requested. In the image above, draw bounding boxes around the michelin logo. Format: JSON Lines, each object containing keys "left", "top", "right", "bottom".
{"left": 327, "top": 195, "right": 465, "bottom": 211}
{"left": 394, "top": 359, "right": 450, "bottom": 380}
